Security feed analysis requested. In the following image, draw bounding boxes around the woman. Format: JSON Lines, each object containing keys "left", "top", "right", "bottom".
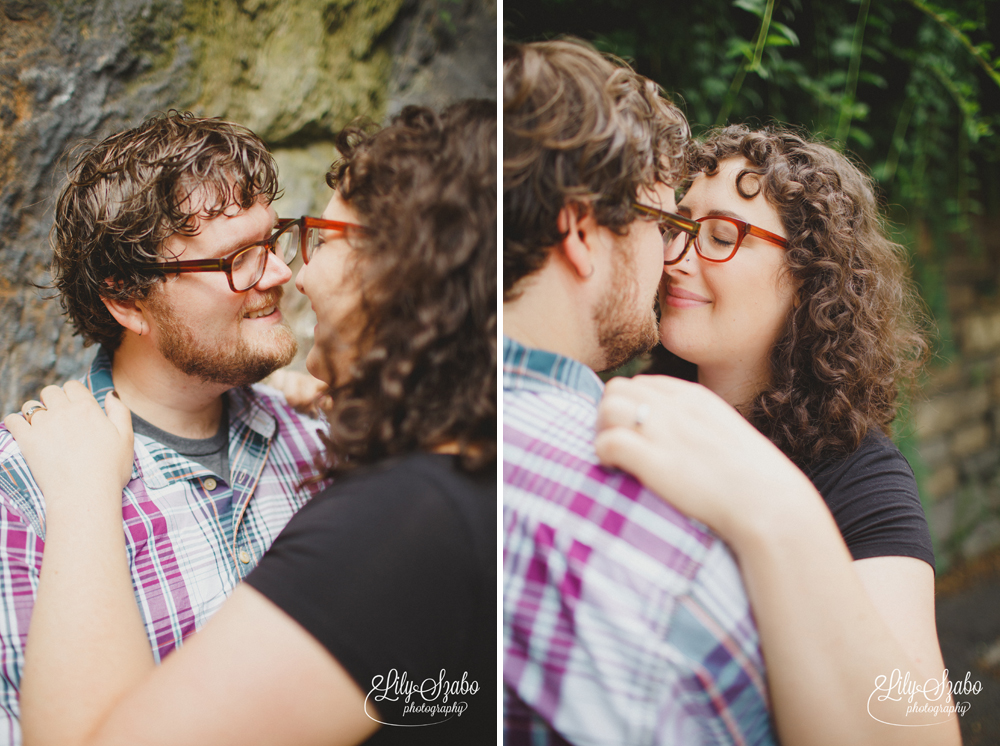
{"left": 597, "top": 125, "right": 959, "bottom": 745}
{"left": 5, "top": 100, "right": 496, "bottom": 746}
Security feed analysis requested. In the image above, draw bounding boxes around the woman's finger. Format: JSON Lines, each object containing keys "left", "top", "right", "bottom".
{"left": 3, "top": 413, "right": 28, "bottom": 438}
{"left": 103, "top": 391, "right": 133, "bottom": 439}
{"left": 19, "top": 400, "right": 47, "bottom": 426}
{"left": 38, "top": 384, "right": 70, "bottom": 410}
{"left": 596, "top": 387, "right": 644, "bottom": 432}
{"left": 62, "top": 380, "right": 95, "bottom": 402}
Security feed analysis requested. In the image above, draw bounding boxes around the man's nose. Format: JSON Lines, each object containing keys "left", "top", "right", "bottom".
{"left": 256, "top": 249, "right": 294, "bottom": 289}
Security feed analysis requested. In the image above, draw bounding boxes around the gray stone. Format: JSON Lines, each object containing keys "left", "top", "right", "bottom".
{"left": 914, "top": 388, "right": 991, "bottom": 439}
{"left": 916, "top": 434, "right": 952, "bottom": 470}
{"left": 963, "top": 448, "right": 1000, "bottom": 482}
{"left": 951, "top": 423, "right": 992, "bottom": 459}
{"left": 961, "top": 310, "right": 1000, "bottom": 356}
{"left": 962, "top": 518, "right": 1000, "bottom": 560}
{"left": 930, "top": 496, "right": 957, "bottom": 547}
{"left": 926, "top": 464, "right": 960, "bottom": 500}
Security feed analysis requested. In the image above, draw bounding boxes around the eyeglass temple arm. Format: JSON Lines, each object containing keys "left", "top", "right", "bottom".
{"left": 746, "top": 223, "right": 788, "bottom": 247}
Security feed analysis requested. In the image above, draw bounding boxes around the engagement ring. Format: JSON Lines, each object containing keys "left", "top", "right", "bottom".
{"left": 22, "top": 405, "right": 46, "bottom": 424}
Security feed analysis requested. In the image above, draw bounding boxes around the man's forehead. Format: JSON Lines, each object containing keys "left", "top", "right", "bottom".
{"left": 164, "top": 188, "right": 272, "bottom": 257}
{"left": 176, "top": 177, "right": 248, "bottom": 217}
{"left": 638, "top": 182, "right": 678, "bottom": 211}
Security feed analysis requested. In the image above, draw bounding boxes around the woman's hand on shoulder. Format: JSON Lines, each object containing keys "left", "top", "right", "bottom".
{"left": 595, "top": 374, "right": 818, "bottom": 543}
{"left": 4, "top": 381, "right": 134, "bottom": 507}
{"left": 266, "top": 370, "right": 330, "bottom": 417}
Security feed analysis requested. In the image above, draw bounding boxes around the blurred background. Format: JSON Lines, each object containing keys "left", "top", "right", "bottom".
{"left": 505, "top": 0, "right": 1000, "bottom": 741}
{"left": 0, "top": 0, "right": 496, "bottom": 407}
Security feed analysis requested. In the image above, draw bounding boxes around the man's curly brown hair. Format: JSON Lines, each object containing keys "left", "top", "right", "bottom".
{"left": 655, "top": 125, "right": 929, "bottom": 467}
{"left": 317, "top": 100, "right": 496, "bottom": 476}
{"left": 503, "top": 38, "right": 689, "bottom": 299}
{"left": 51, "top": 110, "right": 279, "bottom": 350}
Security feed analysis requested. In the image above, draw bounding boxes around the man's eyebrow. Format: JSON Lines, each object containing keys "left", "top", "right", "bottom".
{"left": 214, "top": 223, "right": 274, "bottom": 257}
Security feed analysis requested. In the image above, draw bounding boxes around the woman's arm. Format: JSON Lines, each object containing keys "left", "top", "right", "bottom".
{"left": 5, "top": 382, "right": 152, "bottom": 746}
{"left": 7, "top": 383, "right": 377, "bottom": 746}
{"left": 84, "top": 585, "right": 377, "bottom": 746}
{"left": 265, "top": 369, "right": 329, "bottom": 417}
{"left": 595, "top": 374, "right": 960, "bottom": 746}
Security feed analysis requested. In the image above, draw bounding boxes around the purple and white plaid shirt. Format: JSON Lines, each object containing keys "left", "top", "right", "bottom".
{"left": 0, "top": 349, "right": 327, "bottom": 745}
{"left": 503, "top": 336, "right": 776, "bottom": 746}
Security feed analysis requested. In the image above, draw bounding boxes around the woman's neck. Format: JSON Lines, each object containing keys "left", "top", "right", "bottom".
{"left": 696, "top": 362, "right": 767, "bottom": 408}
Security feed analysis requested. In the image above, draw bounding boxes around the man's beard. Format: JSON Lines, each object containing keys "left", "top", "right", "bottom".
{"left": 592, "top": 254, "right": 659, "bottom": 372}
{"left": 146, "top": 289, "right": 297, "bottom": 387}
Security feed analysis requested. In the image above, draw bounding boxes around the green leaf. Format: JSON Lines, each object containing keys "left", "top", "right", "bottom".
{"left": 726, "top": 39, "right": 755, "bottom": 61}
{"left": 733, "top": 0, "right": 765, "bottom": 17}
{"left": 771, "top": 21, "right": 800, "bottom": 46}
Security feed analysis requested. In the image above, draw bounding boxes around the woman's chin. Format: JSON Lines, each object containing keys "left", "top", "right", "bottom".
{"left": 659, "top": 336, "right": 703, "bottom": 366}
{"left": 304, "top": 349, "right": 332, "bottom": 387}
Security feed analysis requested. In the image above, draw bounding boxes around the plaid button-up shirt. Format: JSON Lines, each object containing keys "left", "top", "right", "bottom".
{"left": 503, "top": 336, "right": 776, "bottom": 746}
{"left": 0, "top": 349, "right": 327, "bottom": 745}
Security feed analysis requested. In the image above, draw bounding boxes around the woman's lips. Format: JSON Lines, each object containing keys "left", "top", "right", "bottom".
{"left": 664, "top": 285, "right": 711, "bottom": 308}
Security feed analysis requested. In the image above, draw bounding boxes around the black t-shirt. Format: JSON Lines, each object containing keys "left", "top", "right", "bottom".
{"left": 803, "top": 430, "right": 935, "bottom": 569}
{"left": 246, "top": 452, "right": 496, "bottom": 745}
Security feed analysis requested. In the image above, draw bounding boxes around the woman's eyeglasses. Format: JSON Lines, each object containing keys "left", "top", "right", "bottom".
{"left": 133, "top": 217, "right": 369, "bottom": 292}
{"left": 270, "top": 217, "right": 370, "bottom": 267}
{"left": 667, "top": 215, "right": 788, "bottom": 265}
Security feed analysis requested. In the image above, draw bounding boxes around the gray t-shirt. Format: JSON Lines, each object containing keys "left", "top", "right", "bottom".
{"left": 131, "top": 405, "right": 232, "bottom": 522}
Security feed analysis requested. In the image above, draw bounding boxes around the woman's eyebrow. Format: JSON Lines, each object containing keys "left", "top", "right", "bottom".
{"left": 676, "top": 204, "right": 749, "bottom": 222}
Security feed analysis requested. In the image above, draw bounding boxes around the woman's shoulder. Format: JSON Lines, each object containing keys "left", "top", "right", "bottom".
{"left": 804, "top": 428, "right": 934, "bottom": 567}
{"left": 804, "top": 429, "right": 912, "bottom": 488}
{"left": 290, "top": 452, "right": 495, "bottom": 545}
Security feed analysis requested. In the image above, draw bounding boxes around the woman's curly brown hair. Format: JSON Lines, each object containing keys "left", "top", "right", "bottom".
{"left": 51, "top": 110, "right": 279, "bottom": 350}
{"left": 317, "top": 100, "right": 496, "bottom": 476}
{"left": 656, "top": 125, "right": 929, "bottom": 467}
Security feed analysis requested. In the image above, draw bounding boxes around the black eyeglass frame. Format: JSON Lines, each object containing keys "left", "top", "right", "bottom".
{"left": 668, "top": 214, "right": 789, "bottom": 265}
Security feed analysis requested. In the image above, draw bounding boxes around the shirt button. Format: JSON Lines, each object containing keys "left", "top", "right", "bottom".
{"left": 239, "top": 549, "right": 251, "bottom": 564}
{"left": 204, "top": 477, "right": 217, "bottom": 491}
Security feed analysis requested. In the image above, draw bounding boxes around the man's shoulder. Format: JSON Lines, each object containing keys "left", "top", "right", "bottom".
{"left": 0, "top": 427, "right": 47, "bottom": 535}
{"left": 504, "top": 408, "right": 722, "bottom": 591}
{"left": 243, "top": 383, "right": 326, "bottom": 451}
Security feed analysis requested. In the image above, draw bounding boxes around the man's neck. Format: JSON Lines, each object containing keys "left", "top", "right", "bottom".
{"left": 110, "top": 339, "right": 230, "bottom": 440}
{"left": 503, "top": 279, "right": 601, "bottom": 371}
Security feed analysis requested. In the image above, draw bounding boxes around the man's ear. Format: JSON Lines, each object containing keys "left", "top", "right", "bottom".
{"left": 556, "top": 201, "right": 599, "bottom": 280}
{"left": 100, "top": 295, "right": 148, "bottom": 337}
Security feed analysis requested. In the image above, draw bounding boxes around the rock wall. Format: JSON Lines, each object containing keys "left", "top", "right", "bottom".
{"left": 913, "top": 218, "right": 1000, "bottom": 571}
{"left": 0, "top": 0, "right": 496, "bottom": 414}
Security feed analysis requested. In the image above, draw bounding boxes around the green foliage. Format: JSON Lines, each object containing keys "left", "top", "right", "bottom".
{"left": 505, "top": 0, "right": 1000, "bottom": 344}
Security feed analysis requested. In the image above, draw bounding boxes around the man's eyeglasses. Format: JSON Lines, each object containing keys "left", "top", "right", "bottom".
{"left": 632, "top": 202, "right": 701, "bottom": 263}
{"left": 133, "top": 217, "right": 369, "bottom": 292}
{"left": 664, "top": 214, "right": 788, "bottom": 265}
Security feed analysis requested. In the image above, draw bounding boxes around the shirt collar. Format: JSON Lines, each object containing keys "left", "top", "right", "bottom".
{"left": 82, "top": 348, "right": 278, "bottom": 486}
{"left": 502, "top": 336, "right": 604, "bottom": 407}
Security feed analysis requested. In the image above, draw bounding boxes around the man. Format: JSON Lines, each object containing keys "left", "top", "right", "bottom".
{"left": 0, "top": 112, "right": 326, "bottom": 744}
{"left": 503, "top": 40, "right": 776, "bottom": 744}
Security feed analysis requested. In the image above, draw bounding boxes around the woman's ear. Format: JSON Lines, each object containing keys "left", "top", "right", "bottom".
{"left": 556, "top": 202, "right": 597, "bottom": 280}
